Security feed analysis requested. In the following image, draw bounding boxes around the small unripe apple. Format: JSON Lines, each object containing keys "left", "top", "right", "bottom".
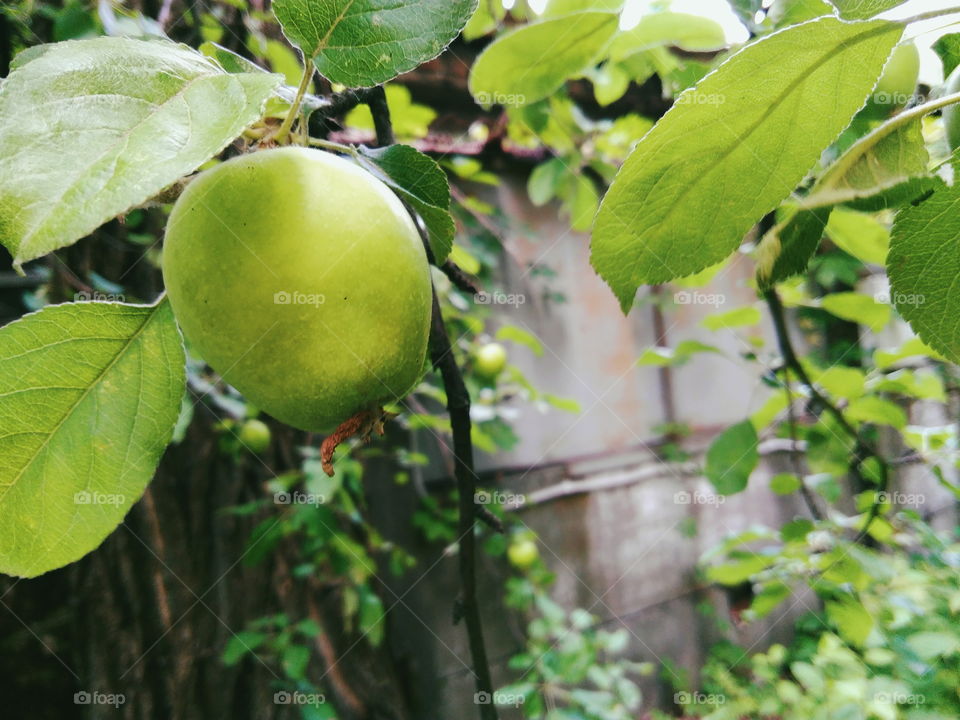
{"left": 871, "top": 42, "right": 919, "bottom": 109}
{"left": 238, "top": 419, "right": 271, "bottom": 454}
{"left": 944, "top": 65, "right": 960, "bottom": 152}
{"left": 507, "top": 538, "right": 539, "bottom": 569}
{"left": 163, "top": 147, "right": 432, "bottom": 431}
{"left": 474, "top": 342, "right": 508, "bottom": 380}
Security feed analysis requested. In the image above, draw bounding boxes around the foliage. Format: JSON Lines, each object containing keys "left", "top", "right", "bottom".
{"left": 695, "top": 517, "right": 960, "bottom": 719}
{"left": 498, "top": 535, "right": 651, "bottom": 719}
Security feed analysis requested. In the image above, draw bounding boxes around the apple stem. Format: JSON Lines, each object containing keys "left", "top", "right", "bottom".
{"left": 319, "top": 407, "right": 388, "bottom": 477}
{"left": 275, "top": 56, "right": 316, "bottom": 145}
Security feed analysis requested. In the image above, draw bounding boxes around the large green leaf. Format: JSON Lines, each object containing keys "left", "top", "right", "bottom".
{"left": 469, "top": 11, "right": 620, "bottom": 107}
{"left": 273, "top": 0, "right": 476, "bottom": 88}
{"left": 0, "top": 300, "right": 185, "bottom": 577}
{"left": 934, "top": 33, "right": 960, "bottom": 78}
{"left": 0, "top": 37, "right": 280, "bottom": 271}
{"left": 705, "top": 420, "right": 759, "bottom": 495}
{"left": 888, "top": 182, "right": 960, "bottom": 363}
{"left": 357, "top": 144, "right": 454, "bottom": 263}
{"left": 591, "top": 17, "right": 902, "bottom": 311}
{"left": 608, "top": 12, "right": 726, "bottom": 60}
{"left": 803, "top": 114, "right": 931, "bottom": 210}
{"left": 832, "top": 0, "right": 909, "bottom": 20}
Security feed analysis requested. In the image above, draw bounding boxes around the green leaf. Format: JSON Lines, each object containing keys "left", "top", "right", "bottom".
{"left": 814, "top": 365, "right": 866, "bottom": 400}
{"left": 803, "top": 115, "right": 931, "bottom": 210}
{"left": 845, "top": 395, "right": 907, "bottom": 429}
{"left": 701, "top": 307, "right": 761, "bottom": 331}
{"left": 705, "top": 420, "right": 759, "bottom": 495}
{"left": 281, "top": 644, "right": 311, "bottom": 680}
{"left": 888, "top": 182, "right": 960, "bottom": 363}
{"left": 825, "top": 209, "right": 889, "bottom": 265}
{"left": 358, "top": 587, "right": 385, "bottom": 646}
{"left": 906, "top": 631, "right": 960, "bottom": 660}
{"left": 462, "top": 0, "right": 505, "bottom": 40}
{"left": 821, "top": 292, "right": 890, "bottom": 332}
{"left": 469, "top": 11, "right": 620, "bottom": 107}
{"left": 770, "top": 473, "right": 802, "bottom": 495}
{"left": 591, "top": 17, "right": 902, "bottom": 310}
{"left": 608, "top": 12, "right": 726, "bottom": 60}
{"left": 273, "top": 0, "right": 476, "bottom": 87}
{"left": 0, "top": 37, "right": 281, "bottom": 270}
{"left": 222, "top": 631, "right": 268, "bottom": 665}
{"left": 495, "top": 325, "right": 544, "bottom": 356}
{"left": 345, "top": 85, "right": 436, "bottom": 139}
{"left": 528, "top": 158, "right": 567, "bottom": 206}
{"left": 832, "top": 0, "right": 909, "bottom": 20}
{"left": 707, "top": 554, "right": 773, "bottom": 584}
{"left": 636, "top": 339, "right": 720, "bottom": 366}
{"left": 0, "top": 300, "right": 186, "bottom": 577}
{"left": 934, "top": 33, "right": 960, "bottom": 78}
{"left": 357, "top": 144, "right": 454, "bottom": 263}
{"left": 755, "top": 207, "right": 831, "bottom": 289}
{"left": 825, "top": 596, "right": 873, "bottom": 647}
{"left": 590, "top": 63, "right": 630, "bottom": 106}
{"left": 769, "top": 0, "right": 835, "bottom": 27}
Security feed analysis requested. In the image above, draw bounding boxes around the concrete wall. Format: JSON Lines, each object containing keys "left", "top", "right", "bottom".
{"left": 377, "top": 174, "right": 958, "bottom": 718}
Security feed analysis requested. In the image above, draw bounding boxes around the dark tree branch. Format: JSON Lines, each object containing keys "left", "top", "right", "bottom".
{"left": 364, "top": 89, "right": 498, "bottom": 720}
{"left": 763, "top": 288, "right": 888, "bottom": 539}
{"left": 441, "top": 260, "right": 480, "bottom": 296}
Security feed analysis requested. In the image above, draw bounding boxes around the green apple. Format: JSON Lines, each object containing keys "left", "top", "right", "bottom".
{"left": 163, "top": 147, "right": 432, "bottom": 432}
{"left": 944, "top": 65, "right": 960, "bottom": 152}
{"left": 870, "top": 42, "right": 919, "bottom": 110}
{"left": 238, "top": 419, "right": 272, "bottom": 454}
{"left": 507, "top": 538, "right": 539, "bottom": 569}
{"left": 474, "top": 342, "right": 508, "bottom": 380}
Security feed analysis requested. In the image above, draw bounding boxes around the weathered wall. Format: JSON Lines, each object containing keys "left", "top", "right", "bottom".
{"left": 383, "top": 174, "right": 959, "bottom": 717}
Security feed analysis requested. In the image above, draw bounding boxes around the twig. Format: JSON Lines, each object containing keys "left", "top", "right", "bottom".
{"left": 763, "top": 288, "right": 888, "bottom": 539}
{"left": 442, "top": 260, "right": 480, "bottom": 295}
{"left": 781, "top": 383, "right": 824, "bottom": 521}
{"left": 365, "top": 88, "right": 498, "bottom": 719}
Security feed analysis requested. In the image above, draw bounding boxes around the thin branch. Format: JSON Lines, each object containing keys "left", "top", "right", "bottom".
{"left": 364, "top": 88, "right": 498, "bottom": 720}
{"left": 781, "top": 382, "right": 824, "bottom": 521}
{"left": 899, "top": 6, "right": 960, "bottom": 25}
{"left": 763, "top": 288, "right": 888, "bottom": 539}
{"left": 441, "top": 260, "right": 480, "bottom": 295}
